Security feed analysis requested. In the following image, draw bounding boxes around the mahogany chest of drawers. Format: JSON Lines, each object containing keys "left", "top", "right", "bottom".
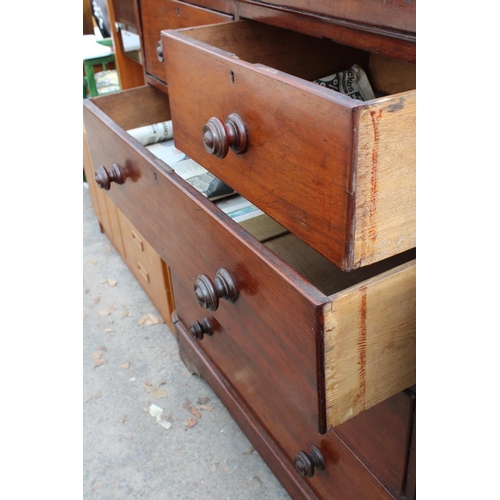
{"left": 83, "top": 1, "right": 416, "bottom": 498}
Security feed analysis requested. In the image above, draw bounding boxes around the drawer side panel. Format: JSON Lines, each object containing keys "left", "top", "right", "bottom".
{"left": 324, "top": 260, "right": 416, "bottom": 428}
{"left": 351, "top": 91, "right": 416, "bottom": 267}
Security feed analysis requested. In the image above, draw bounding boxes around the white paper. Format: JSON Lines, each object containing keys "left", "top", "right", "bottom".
{"left": 145, "top": 139, "right": 187, "bottom": 166}
{"left": 216, "top": 195, "right": 264, "bottom": 223}
{"left": 127, "top": 121, "right": 174, "bottom": 146}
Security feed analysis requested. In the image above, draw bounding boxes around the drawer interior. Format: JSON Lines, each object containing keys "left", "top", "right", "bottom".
{"left": 90, "top": 84, "right": 415, "bottom": 299}
{"left": 92, "top": 85, "right": 172, "bottom": 130}
{"left": 263, "top": 232, "right": 415, "bottom": 297}
{"left": 215, "top": 191, "right": 414, "bottom": 298}
{"left": 176, "top": 20, "right": 416, "bottom": 97}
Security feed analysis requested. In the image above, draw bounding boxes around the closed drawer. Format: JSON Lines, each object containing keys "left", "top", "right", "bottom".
{"left": 175, "top": 317, "right": 408, "bottom": 500}
{"left": 83, "top": 84, "right": 415, "bottom": 434}
{"left": 141, "top": 0, "right": 233, "bottom": 83}
{"left": 117, "top": 208, "right": 175, "bottom": 327}
{"left": 162, "top": 20, "right": 416, "bottom": 271}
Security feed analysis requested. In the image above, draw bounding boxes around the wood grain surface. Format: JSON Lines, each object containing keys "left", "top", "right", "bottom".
{"left": 84, "top": 87, "right": 415, "bottom": 435}
{"left": 175, "top": 315, "right": 399, "bottom": 500}
{"left": 352, "top": 91, "right": 416, "bottom": 267}
{"left": 324, "top": 260, "right": 416, "bottom": 428}
{"left": 162, "top": 21, "right": 415, "bottom": 269}
{"left": 240, "top": 0, "right": 416, "bottom": 35}
{"left": 334, "top": 389, "right": 415, "bottom": 497}
{"left": 141, "top": 0, "right": 233, "bottom": 83}
{"left": 162, "top": 21, "right": 358, "bottom": 269}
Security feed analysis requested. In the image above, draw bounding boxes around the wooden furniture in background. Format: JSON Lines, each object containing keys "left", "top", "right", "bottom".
{"left": 106, "top": 0, "right": 145, "bottom": 89}
{"left": 83, "top": 0, "right": 94, "bottom": 35}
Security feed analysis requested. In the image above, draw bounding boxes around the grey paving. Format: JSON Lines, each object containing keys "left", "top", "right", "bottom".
{"left": 83, "top": 185, "right": 291, "bottom": 500}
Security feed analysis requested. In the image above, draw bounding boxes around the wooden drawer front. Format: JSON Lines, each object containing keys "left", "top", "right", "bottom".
{"left": 247, "top": 0, "right": 416, "bottom": 35}
{"left": 117, "top": 209, "right": 175, "bottom": 325}
{"left": 175, "top": 317, "right": 399, "bottom": 500}
{"left": 146, "top": 166, "right": 415, "bottom": 433}
{"left": 141, "top": 0, "right": 233, "bottom": 84}
{"left": 83, "top": 85, "right": 415, "bottom": 433}
{"left": 162, "top": 20, "right": 416, "bottom": 271}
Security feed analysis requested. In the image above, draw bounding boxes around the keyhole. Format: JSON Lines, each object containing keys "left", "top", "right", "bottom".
{"left": 230, "top": 71, "right": 235, "bottom": 84}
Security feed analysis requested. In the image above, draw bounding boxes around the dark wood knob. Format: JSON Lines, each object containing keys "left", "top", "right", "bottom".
{"left": 294, "top": 446, "right": 325, "bottom": 478}
{"left": 194, "top": 268, "right": 238, "bottom": 311}
{"left": 202, "top": 113, "right": 248, "bottom": 159}
{"left": 156, "top": 40, "right": 164, "bottom": 62}
{"left": 190, "top": 318, "right": 213, "bottom": 340}
{"left": 95, "top": 164, "right": 124, "bottom": 190}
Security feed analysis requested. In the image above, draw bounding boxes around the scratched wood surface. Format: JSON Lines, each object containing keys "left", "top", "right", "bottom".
{"left": 352, "top": 90, "right": 416, "bottom": 267}
{"left": 84, "top": 86, "right": 416, "bottom": 433}
{"left": 334, "top": 389, "right": 415, "bottom": 497}
{"left": 323, "top": 259, "right": 416, "bottom": 428}
{"left": 162, "top": 21, "right": 360, "bottom": 270}
{"left": 162, "top": 21, "right": 415, "bottom": 270}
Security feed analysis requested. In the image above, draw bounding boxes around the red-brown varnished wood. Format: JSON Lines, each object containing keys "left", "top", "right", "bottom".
{"left": 182, "top": 0, "right": 236, "bottom": 14}
{"left": 84, "top": 2, "right": 416, "bottom": 498}
{"left": 239, "top": 0, "right": 416, "bottom": 37}
{"left": 175, "top": 315, "right": 397, "bottom": 500}
{"left": 334, "top": 390, "right": 415, "bottom": 497}
{"left": 84, "top": 89, "right": 327, "bottom": 431}
{"left": 174, "top": 312, "right": 319, "bottom": 500}
{"left": 83, "top": 86, "right": 415, "bottom": 433}
{"left": 141, "top": 0, "right": 233, "bottom": 83}
{"left": 88, "top": 85, "right": 171, "bottom": 130}
{"left": 162, "top": 21, "right": 359, "bottom": 269}
{"left": 237, "top": 2, "right": 416, "bottom": 63}
{"left": 162, "top": 21, "right": 415, "bottom": 270}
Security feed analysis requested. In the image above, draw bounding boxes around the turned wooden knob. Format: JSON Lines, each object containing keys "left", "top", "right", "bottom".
{"left": 202, "top": 113, "right": 248, "bottom": 159}
{"left": 194, "top": 268, "right": 238, "bottom": 311}
{"left": 95, "top": 164, "right": 124, "bottom": 190}
{"left": 156, "top": 40, "right": 164, "bottom": 62}
{"left": 190, "top": 318, "right": 213, "bottom": 340}
{"left": 294, "top": 446, "right": 325, "bottom": 478}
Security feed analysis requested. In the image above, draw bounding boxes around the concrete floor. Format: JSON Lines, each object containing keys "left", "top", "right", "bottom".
{"left": 83, "top": 185, "right": 291, "bottom": 499}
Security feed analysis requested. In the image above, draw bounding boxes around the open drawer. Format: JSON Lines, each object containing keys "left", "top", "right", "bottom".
{"left": 83, "top": 84, "right": 415, "bottom": 433}
{"left": 161, "top": 20, "right": 416, "bottom": 271}
{"left": 140, "top": 0, "right": 233, "bottom": 84}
